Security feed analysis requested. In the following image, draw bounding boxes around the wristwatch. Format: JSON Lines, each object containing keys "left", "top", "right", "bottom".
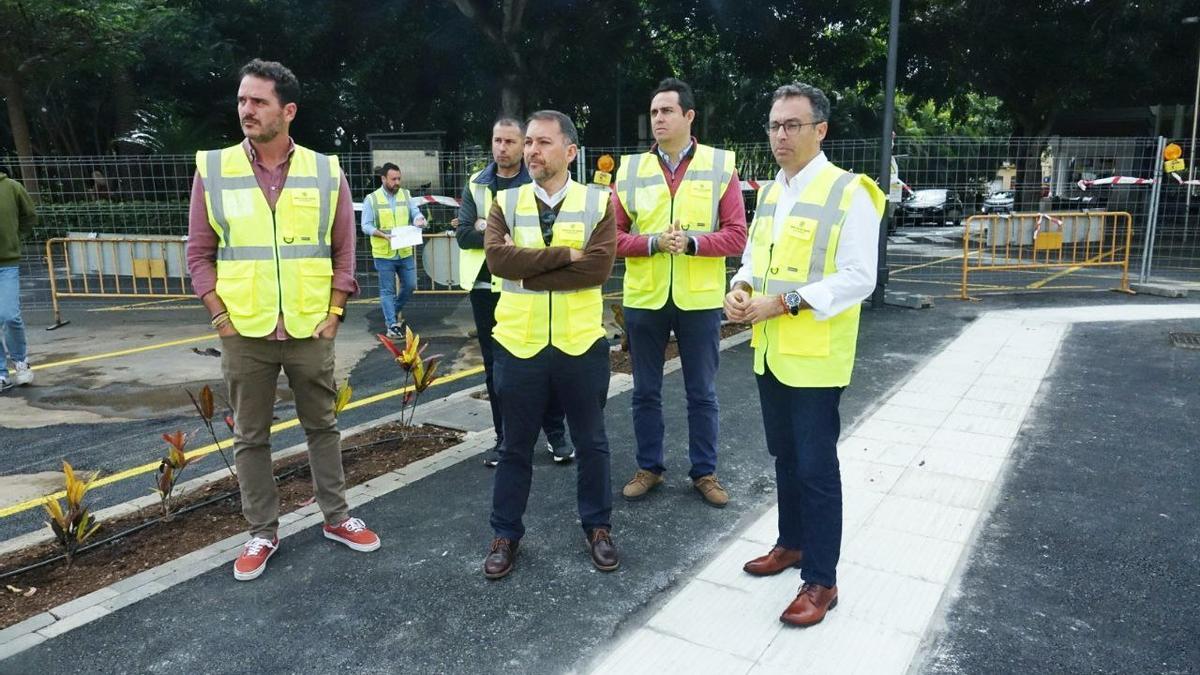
{"left": 783, "top": 290, "right": 803, "bottom": 316}
{"left": 328, "top": 305, "right": 346, "bottom": 322}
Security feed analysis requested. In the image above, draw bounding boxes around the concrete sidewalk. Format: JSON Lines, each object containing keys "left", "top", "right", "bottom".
{"left": 3, "top": 297, "right": 1198, "bottom": 674}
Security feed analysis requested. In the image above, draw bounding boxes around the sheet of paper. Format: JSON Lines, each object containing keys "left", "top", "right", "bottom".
{"left": 390, "top": 226, "right": 424, "bottom": 249}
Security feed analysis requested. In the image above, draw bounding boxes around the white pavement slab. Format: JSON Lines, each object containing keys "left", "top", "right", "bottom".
{"left": 588, "top": 303, "right": 1200, "bottom": 675}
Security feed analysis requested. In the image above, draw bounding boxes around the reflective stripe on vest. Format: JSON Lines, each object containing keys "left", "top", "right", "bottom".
{"left": 457, "top": 170, "right": 498, "bottom": 291}
{"left": 747, "top": 162, "right": 884, "bottom": 388}
{"left": 368, "top": 187, "right": 412, "bottom": 258}
{"left": 196, "top": 143, "right": 339, "bottom": 339}
{"left": 492, "top": 182, "right": 606, "bottom": 357}
{"left": 615, "top": 144, "right": 735, "bottom": 311}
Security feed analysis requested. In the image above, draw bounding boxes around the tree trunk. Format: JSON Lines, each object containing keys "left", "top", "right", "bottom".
{"left": 0, "top": 74, "right": 40, "bottom": 200}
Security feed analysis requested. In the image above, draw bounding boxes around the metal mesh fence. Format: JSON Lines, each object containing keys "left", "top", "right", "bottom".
{"left": 5, "top": 135, "right": 1194, "bottom": 313}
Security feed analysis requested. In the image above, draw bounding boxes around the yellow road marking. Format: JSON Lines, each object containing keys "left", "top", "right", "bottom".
{"left": 90, "top": 298, "right": 195, "bottom": 312}
{"left": 889, "top": 253, "right": 965, "bottom": 275}
{"left": 0, "top": 365, "right": 486, "bottom": 519}
{"left": 31, "top": 335, "right": 216, "bottom": 371}
{"left": 1025, "top": 252, "right": 1113, "bottom": 289}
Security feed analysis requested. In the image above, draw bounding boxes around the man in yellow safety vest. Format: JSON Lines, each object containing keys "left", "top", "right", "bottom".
{"left": 361, "top": 161, "right": 427, "bottom": 339}
{"left": 613, "top": 78, "right": 748, "bottom": 508}
{"left": 725, "top": 83, "right": 884, "bottom": 627}
{"left": 187, "top": 59, "right": 380, "bottom": 583}
{"left": 480, "top": 110, "right": 618, "bottom": 579}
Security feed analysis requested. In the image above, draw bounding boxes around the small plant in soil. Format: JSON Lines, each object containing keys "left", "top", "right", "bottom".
{"left": 42, "top": 461, "right": 102, "bottom": 567}
{"left": 377, "top": 326, "right": 443, "bottom": 438}
{"left": 186, "top": 384, "right": 236, "bottom": 479}
{"left": 155, "top": 431, "right": 198, "bottom": 519}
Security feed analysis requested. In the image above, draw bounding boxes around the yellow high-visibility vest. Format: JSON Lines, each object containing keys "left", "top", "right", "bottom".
{"left": 493, "top": 181, "right": 608, "bottom": 359}
{"left": 748, "top": 162, "right": 884, "bottom": 387}
{"left": 458, "top": 169, "right": 498, "bottom": 291}
{"left": 195, "top": 143, "right": 340, "bottom": 338}
{"left": 367, "top": 186, "right": 413, "bottom": 259}
{"left": 615, "top": 143, "right": 736, "bottom": 310}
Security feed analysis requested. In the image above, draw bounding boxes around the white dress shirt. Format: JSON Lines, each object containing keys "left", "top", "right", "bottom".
{"left": 730, "top": 152, "right": 881, "bottom": 320}
{"left": 534, "top": 180, "right": 571, "bottom": 208}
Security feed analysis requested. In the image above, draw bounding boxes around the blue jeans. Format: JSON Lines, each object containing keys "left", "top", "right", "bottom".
{"left": 0, "top": 266, "right": 27, "bottom": 378}
{"left": 757, "top": 366, "right": 843, "bottom": 588}
{"left": 374, "top": 254, "right": 416, "bottom": 325}
{"left": 624, "top": 297, "right": 722, "bottom": 479}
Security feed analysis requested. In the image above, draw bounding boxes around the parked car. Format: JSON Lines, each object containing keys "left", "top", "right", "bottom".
{"left": 895, "top": 188, "right": 964, "bottom": 227}
{"left": 980, "top": 191, "right": 1014, "bottom": 214}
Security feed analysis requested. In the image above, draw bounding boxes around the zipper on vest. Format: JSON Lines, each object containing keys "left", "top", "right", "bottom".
{"left": 272, "top": 209, "right": 284, "bottom": 317}
{"left": 667, "top": 192, "right": 676, "bottom": 301}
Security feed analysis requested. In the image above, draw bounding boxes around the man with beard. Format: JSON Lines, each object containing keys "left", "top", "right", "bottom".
{"left": 456, "top": 118, "right": 573, "bottom": 467}
{"left": 725, "top": 83, "right": 884, "bottom": 626}
{"left": 480, "top": 110, "right": 617, "bottom": 579}
{"left": 361, "top": 162, "right": 428, "bottom": 338}
{"left": 187, "top": 59, "right": 380, "bottom": 582}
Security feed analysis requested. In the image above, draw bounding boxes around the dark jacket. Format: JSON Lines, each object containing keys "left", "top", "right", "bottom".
{"left": 455, "top": 162, "right": 532, "bottom": 285}
{"left": 0, "top": 172, "right": 37, "bottom": 267}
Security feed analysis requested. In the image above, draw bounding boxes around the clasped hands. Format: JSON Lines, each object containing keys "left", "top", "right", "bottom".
{"left": 724, "top": 284, "right": 788, "bottom": 325}
{"left": 656, "top": 221, "right": 688, "bottom": 255}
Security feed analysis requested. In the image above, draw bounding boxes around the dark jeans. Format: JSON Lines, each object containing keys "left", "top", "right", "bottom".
{"left": 490, "top": 339, "right": 612, "bottom": 540}
{"left": 624, "top": 297, "right": 721, "bottom": 479}
{"left": 469, "top": 288, "right": 566, "bottom": 449}
{"left": 756, "top": 365, "right": 843, "bottom": 588}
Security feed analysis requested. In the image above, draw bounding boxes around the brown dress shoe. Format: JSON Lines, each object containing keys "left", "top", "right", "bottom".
{"left": 692, "top": 474, "right": 729, "bottom": 508}
{"left": 483, "top": 537, "right": 518, "bottom": 580}
{"left": 780, "top": 583, "right": 838, "bottom": 627}
{"left": 587, "top": 528, "right": 620, "bottom": 571}
{"left": 743, "top": 545, "right": 803, "bottom": 577}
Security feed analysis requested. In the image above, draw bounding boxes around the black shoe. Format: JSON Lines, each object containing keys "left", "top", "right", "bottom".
{"left": 587, "top": 528, "right": 619, "bottom": 572}
{"left": 483, "top": 537, "right": 518, "bottom": 579}
{"left": 482, "top": 443, "right": 501, "bottom": 467}
{"left": 547, "top": 440, "right": 575, "bottom": 464}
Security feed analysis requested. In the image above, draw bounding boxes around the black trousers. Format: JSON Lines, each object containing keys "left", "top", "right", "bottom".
{"left": 469, "top": 288, "right": 566, "bottom": 448}
{"left": 490, "top": 339, "right": 612, "bottom": 540}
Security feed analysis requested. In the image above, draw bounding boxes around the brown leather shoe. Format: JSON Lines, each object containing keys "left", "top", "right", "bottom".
{"left": 743, "top": 545, "right": 803, "bottom": 577}
{"left": 622, "top": 469, "right": 664, "bottom": 501}
{"left": 692, "top": 474, "right": 729, "bottom": 508}
{"left": 483, "top": 537, "right": 518, "bottom": 580}
{"left": 587, "top": 528, "right": 620, "bottom": 572}
{"left": 780, "top": 583, "right": 838, "bottom": 627}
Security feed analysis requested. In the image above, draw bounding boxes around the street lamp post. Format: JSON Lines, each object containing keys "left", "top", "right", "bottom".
{"left": 1184, "top": 15, "right": 1199, "bottom": 238}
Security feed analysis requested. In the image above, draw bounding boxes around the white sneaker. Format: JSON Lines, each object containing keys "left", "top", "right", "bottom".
{"left": 385, "top": 323, "right": 404, "bottom": 339}
{"left": 10, "top": 361, "right": 33, "bottom": 386}
{"left": 0, "top": 376, "right": 11, "bottom": 392}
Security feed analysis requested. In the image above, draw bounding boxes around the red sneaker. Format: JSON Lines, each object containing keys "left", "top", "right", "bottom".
{"left": 323, "top": 517, "right": 381, "bottom": 552}
{"left": 233, "top": 536, "right": 278, "bottom": 581}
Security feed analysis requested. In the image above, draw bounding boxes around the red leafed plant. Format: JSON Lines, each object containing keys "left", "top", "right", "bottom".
{"left": 378, "top": 326, "right": 443, "bottom": 437}
{"left": 186, "top": 384, "right": 236, "bottom": 480}
{"left": 155, "top": 431, "right": 198, "bottom": 518}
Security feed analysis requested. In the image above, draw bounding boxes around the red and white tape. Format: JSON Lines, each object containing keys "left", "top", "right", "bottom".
{"left": 1077, "top": 176, "right": 1156, "bottom": 190}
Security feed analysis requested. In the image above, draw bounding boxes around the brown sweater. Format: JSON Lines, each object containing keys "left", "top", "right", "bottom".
{"left": 484, "top": 190, "right": 616, "bottom": 291}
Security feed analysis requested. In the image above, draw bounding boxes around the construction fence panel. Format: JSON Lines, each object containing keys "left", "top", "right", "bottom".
{"left": 1144, "top": 136, "right": 1200, "bottom": 286}
{"left": 7, "top": 135, "right": 1195, "bottom": 314}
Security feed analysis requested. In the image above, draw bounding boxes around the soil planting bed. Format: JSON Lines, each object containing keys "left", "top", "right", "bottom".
{"left": 0, "top": 423, "right": 463, "bottom": 629}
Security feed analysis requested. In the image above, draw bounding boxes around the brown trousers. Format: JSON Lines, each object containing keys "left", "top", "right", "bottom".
{"left": 221, "top": 335, "right": 348, "bottom": 539}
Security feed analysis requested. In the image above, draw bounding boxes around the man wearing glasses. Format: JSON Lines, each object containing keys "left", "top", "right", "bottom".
{"left": 724, "top": 83, "right": 884, "bottom": 626}
{"left": 612, "top": 78, "right": 747, "bottom": 508}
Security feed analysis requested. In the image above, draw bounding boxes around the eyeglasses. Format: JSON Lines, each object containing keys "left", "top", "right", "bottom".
{"left": 764, "top": 120, "right": 822, "bottom": 135}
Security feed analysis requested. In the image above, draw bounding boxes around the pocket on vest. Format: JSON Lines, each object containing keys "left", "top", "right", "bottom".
{"left": 777, "top": 312, "right": 830, "bottom": 357}
{"left": 625, "top": 257, "right": 657, "bottom": 291}
{"left": 564, "top": 291, "right": 601, "bottom": 344}
{"left": 686, "top": 256, "right": 723, "bottom": 292}
{"left": 297, "top": 258, "right": 333, "bottom": 315}
{"left": 215, "top": 263, "right": 256, "bottom": 319}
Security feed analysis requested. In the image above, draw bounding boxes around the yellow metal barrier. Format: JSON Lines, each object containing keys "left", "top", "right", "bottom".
{"left": 44, "top": 236, "right": 192, "bottom": 328}
{"left": 44, "top": 232, "right": 468, "bottom": 328}
{"left": 960, "top": 211, "right": 1133, "bottom": 300}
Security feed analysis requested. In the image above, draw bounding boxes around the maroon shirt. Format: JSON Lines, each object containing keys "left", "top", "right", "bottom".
{"left": 187, "top": 138, "right": 358, "bottom": 340}
{"left": 611, "top": 138, "right": 748, "bottom": 258}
